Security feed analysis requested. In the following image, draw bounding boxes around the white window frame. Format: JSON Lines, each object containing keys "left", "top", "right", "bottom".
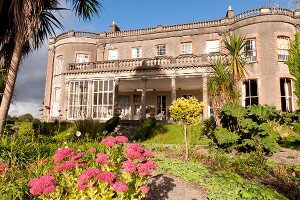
{"left": 280, "top": 78, "right": 294, "bottom": 112}
{"left": 76, "top": 54, "right": 89, "bottom": 63}
{"left": 206, "top": 40, "right": 220, "bottom": 54}
{"left": 157, "top": 45, "right": 166, "bottom": 56}
{"left": 52, "top": 87, "right": 61, "bottom": 117}
{"left": 68, "top": 80, "right": 89, "bottom": 119}
{"left": 277, "top": 36, "right": 289, "bottom": 62}
{"left": 92, "top": 79, "right": 115, "bottom": 120}
{"left": 54, "top": 55, "right": 63, "bottom": 75}
{"left": 131, "top": 47, "right": 142, "bottom": 59}
{"left": 244, "top": 39, "right": 257, "bottom": 62}
{"left": 180, "top": 42, "right": 192, "bottom": 54}
{"left": 108, "top": 49, "right": 118, "bottom": 60}
{"left": 242, "top": 79, "right": 259, "bottom": 107}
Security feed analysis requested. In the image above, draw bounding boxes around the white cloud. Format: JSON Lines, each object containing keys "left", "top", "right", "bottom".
{"left": 9, "top": 101, "right": 43, "bottom": 118}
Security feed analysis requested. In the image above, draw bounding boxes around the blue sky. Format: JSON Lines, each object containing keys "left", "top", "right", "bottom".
{"left": 9, "top": 0, "right": 293, "bottom": 117}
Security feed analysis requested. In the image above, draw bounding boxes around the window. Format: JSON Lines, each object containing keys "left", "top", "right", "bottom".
{"left": 132, "top": 48, "right": 142, "bottom": 59}
{"left": 108, "top": 49, "right": 118, "bottom": 60}
{"left": 133, "top": 95, "right": 141, "bottom": 115}
{"left": 242, "top": 79, "right": 259, "bottom": 106}
{"left": 76, "top": 54, "right": 89, "bottom": 63}
{"left": 157, "top": 45, "right": 166, "bottom": 56}
{"left": 277, "top": 36, "right": 289, "bottom": 61}
{"left": 244, "top": 39, "right": 257, "bottom": 62}
{"left": 54, "top": 55, "right": 63, "bottom": 75}
{"left": 180, "top": 42, "right": 192, "bottom": 54}
{"left": 92, "top": 80, "right": 114, "bottom": 119}
{"left": 52, "top": 88, "right": 60, "bottom": 117}
{"left": 280, "top": 78, "right": 294, "bottom": 112}
{"left": 68, "top": 81, "right": 89, "bottom": 119}
{"left": 206, "top": 40, "right": 220, "bottom": 54}
{"left": 182, "top": 94, "right": 193, "bottom": 99}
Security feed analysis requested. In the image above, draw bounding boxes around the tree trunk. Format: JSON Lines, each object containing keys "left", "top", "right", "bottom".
{"left": 0, "top": 37, "right": 23, "bottom": 134}
{"left": 184, "top": 124, "right": 188, "bottom": 160}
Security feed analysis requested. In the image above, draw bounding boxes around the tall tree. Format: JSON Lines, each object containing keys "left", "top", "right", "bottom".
{"left": 285, "top": 33, "right": 300, "bottom": 108}
{"left": 0, "top": 0, "right": 101, "bottom": 134}
{"left": 208, "top": 58, "right": 239, "bottom": 122}
{"left": 223, "top": 33, "right": 247, "bottom": 81}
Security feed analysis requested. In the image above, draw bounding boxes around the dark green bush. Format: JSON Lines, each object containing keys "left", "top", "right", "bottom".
{"left": 17, "top": 113, "right": 34, "bottom": 122}
{"left": 74, "top": 118, "right": 105, "bottom": 139}
{"left": 207, "top": 103, "right": 282, "bottom": 154}
{"left": 213, "top": 127, "right": 239, "bottom": 149}
{"left": 102, "top": 116, "right": 120, "bottom": 134}
{"left": 32, "top": 119, "right": 62, "bottom": 135}
{"left": 135, "top": 117, "right": 156, "bottom": 141}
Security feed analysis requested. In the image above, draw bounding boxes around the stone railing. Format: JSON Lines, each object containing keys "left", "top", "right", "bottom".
{"left": 65, "top": 54, "right": 215, "bottom": 73}
{"left": 55, "top": 7, "right": 297, "bottom": 41}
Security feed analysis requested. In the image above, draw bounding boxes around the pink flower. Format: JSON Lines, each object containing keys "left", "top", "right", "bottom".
{"left": 137, "top": 161, "right": 157, "bottom": 176}
{"left": 54, "top": 161, "right": 76, "bottom": 172}
{"left": 115, "top": 136, "right": 128, "bottom": 143}
{"left": 95, "top": 154, "right": 110, "bottom": 164}
{"left": 101, "top": 137, "right": 116, "bottom": 147}
{"left": 96, "top": 171, "right": 116, "bottom": 184}
{"left": 113, "top": 181, "right": 128, "bottom": 193}
{"left": 28, "top": 174, "right": 56, "bottom": 196}
{"left": 77, "top": 168, "right": 101, "bottom": 190}
{"left": 88, "top": 147, "right": 96, "bottom": 153}
{"left": 0, "top": 163, "right": 9, "bottom": 169}
{"left": 71, "top": 152, "right": 83, "bottom": 161}
{"left": 127, "top": 144, "right": 144, "bottom": 153}
{"left": 28, "top": 163, "right": 36, "bottom": 168}
{"left": 140, "top": 186, "right": 149, "bottom": 194}
{"left": 143, "top": 150, "right": 154, "bottom": 158}
{"left": 122, "top": 160, "right": 137, "bottom": 173}
{"left": 126, "top": 150, "right": 142, "bottom": 160}
{"left": 0, "top": 170, "right": 5, "bottom": 175}
{"left": 53, "top": 148, "right": 74, "bottom": 163}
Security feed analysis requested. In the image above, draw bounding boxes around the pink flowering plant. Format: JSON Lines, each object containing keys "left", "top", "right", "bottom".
{"left": 24, "top": 136, "right": 156, "bottom": 199}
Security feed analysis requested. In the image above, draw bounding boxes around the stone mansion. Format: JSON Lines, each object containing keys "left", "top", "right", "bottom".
{"left": 43, "top": 6, "right": 299, "bottom": 122}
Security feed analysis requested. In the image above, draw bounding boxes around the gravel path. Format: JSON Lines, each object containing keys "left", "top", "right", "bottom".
{"left": 145, "top": 173, "right": 207, "bottom": 200}
{"left": 268, "top": 148, "right": 300, "bottom": 165}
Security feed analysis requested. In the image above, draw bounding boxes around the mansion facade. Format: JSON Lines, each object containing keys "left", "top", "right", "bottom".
{"left": 43, "top": 6, "right": 299, "bottom": 121}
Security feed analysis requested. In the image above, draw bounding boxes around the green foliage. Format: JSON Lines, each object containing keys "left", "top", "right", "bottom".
{"left": 136, "top": 117, "right": 156, "bottom": 141}
{"left": 17, "top": 113, "right": 34, "bottom": 122}
{"left": 169, "top": 97, "right": 204, "bottom": 125}
{"left": 208, "top": 59, "right": 239, "bottom": 112}
{"left": 285, "top": 33, "right": 300, "bottom": 107}
{"left": 74, "top": 118, "right": 105, "bottom": 139}
{"left": 207, "top": 171, "right": 287, "bottom": 200}
{"left": 32, "top": 119, "right": 63, "bottom": 136}
{"left": 102, "top": 116, "right": 120, "bottom": 134}
{"left": 213, "top": 127, "right": 239, "bottom": 149}
{"left": 223, "top": 33, "right": 247, "bottom": 80}
{"left": 156, "top": 156, "right": 287, "bottom": 200}
{"left": 207, "top": 103, "right": 282, "bottom": 154}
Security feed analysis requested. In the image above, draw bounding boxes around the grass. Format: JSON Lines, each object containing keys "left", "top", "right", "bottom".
{"left": 15, "top": 122, "right": 33, "bottom": 135}
{"left": 156, "top": 156, "right": 288, "bottom": 200}
{"left": 143, "top": 123, "right": 210, "bottom": 146}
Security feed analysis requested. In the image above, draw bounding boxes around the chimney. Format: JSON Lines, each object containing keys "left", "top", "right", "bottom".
{"left": 109, "top": 21, "right": 121, "bottom": 32}
{"left": 226, "top": 6, "right": 234, "bottom": 18}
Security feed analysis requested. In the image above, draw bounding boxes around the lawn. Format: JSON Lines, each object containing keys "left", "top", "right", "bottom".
{"left": 143, "top": 123, "right": 210, "bottom": 146}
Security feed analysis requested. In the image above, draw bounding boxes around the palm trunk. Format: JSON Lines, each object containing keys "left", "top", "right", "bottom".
{"left": 184, "top": 124, "right": 188, "bottom": 160}
{"left": 0, "top": 37, "right": 23, "bottom": 135}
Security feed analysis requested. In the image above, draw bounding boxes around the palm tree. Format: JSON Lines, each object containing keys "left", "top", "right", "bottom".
{"left": 223, "top": 33, "right": 247, "bottom": 81}
{"left": 208, "top": 58, "right": 239, "bottom": 122}
{"left": 0, "top": 0, "right": 101, "bottom": 134}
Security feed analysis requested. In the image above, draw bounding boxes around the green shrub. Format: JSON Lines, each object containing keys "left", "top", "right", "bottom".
{"left": 213, "top": 127, "right": 239, "bottom": 149}
{"left": 136, "top": 117, "right": 156, "bottom": 141}
{"left": 74, "top": 118, "right": 105, "bottom": 139}
{"left": 17, "top": 113, "right": 34, "bottom": 122}
{"left": 102, "top": 116, "right": 120, "bottom": 134}
{"left": 293, "top": 122, "right": 300, "bottom": 134}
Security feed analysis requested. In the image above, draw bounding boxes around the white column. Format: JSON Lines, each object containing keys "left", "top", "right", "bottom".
{"left": 171, "top": 76, "right": 176, "bottom": 103}
{"left": 202, "top": 76, "right": 209, "bottom": 119}
{"left": 87, "top": 80, "right": 93, "bottom": 118}
{"left": 141, "top": 79, "right": 147, "bottom": 120}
